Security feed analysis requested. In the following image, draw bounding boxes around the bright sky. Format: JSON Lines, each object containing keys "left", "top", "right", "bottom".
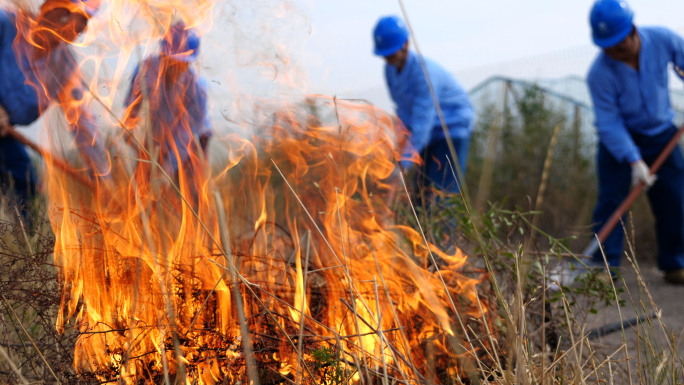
{"left": 295, "top": 0, "right": 684, "bottom": 110}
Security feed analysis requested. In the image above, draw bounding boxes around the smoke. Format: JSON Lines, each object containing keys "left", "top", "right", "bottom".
{"left": 200, "top": 0, "right": 315, "bottom": 132}
{"left": 4, "top": 0, "right": 321, "bottom": 167}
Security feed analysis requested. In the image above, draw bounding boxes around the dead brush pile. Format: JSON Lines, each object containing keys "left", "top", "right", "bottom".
{"left": 0, "top": 200, "right": 85, "bottom": 383}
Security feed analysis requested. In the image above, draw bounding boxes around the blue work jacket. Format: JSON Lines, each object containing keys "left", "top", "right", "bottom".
{"left": 123, "top": 56, "right": 212, "bottom": 174}
{"left": 385, "top": 50, "right": 474, "bottom": 155}
{"left": 587, "top": 26, "right": 684, "bottom": 163}
{"left": 17, "top": 33, "right": 110, "bottom": 177}
{"left": 0, "top": 10, "right": 39, "bottom": 180}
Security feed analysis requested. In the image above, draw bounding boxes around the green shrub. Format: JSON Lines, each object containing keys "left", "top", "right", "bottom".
{"left": 467, "top": 83, "right": 657, "bottom": 258}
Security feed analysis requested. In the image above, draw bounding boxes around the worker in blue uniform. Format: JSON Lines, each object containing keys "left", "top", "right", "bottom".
{"left": 0, "top": 9, "right": 41, "bottom": 209}
{"left": 372, "top": 15, "right": 474, "bottom": 196}
{"left": 122, "top": 21, "right": 211, "bottom": 180}
{"left": 16, "top": 0, "right": 110, "bottom": 180}
{"left": 587, "top": 0, "right": 684, "bottom": 284}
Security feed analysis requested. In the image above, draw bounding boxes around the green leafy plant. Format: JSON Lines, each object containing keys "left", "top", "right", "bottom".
{"left": 310, "top": 345, "right": 355, "bottom": 385}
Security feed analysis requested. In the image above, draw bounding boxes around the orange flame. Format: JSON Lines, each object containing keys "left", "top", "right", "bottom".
{"left": 13, "top": 1, "right": 495, "bottom": 383}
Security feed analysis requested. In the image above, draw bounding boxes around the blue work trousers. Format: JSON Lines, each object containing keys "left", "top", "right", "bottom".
{"left": 592, "top": 125, "right": 684, "bottom": 271}
{"left": 0, "top": 137, "right": 36, "bottom": 210}
{"left": 421, "top": 135, "right": 470, "bottom": 194}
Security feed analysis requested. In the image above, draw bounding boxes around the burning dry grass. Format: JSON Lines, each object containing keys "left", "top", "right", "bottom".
{"left": 14, "top": 96, "right": 496, "bottom": 383}
{"left": 0, "top": 98, "right": 682, "bottom": 385}
{"left": 0, "top": 86, "right": 677, "bottom": 385}
{"left": 1, "top": 197, "right": 682, "bottom": 385}
{"left": 0, "top": 0, "right": 680, "bottom": 383}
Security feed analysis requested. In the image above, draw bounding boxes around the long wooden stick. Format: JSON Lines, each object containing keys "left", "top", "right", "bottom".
{"left": 583, "top": 123, "right": 684, "bottom": 257}
{"left": 7, "top": 127, "right": 96, "bottom": 190}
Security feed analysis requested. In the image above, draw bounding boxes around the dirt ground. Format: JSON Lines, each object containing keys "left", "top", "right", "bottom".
{"left": 582, "top": 260, "right": 684, "bottom": 382}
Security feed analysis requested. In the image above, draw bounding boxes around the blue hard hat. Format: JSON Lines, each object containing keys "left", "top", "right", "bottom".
{"left": 161, "top": 22, "right": 200, "bottom": 62}
{"left": 372, "top": 16, "right": 409, "bottom": 57}
{"left": 589, "top": 0, "right": 634, "bottom": 48}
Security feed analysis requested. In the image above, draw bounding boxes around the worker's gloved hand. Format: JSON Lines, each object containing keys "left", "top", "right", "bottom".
{"left": 630, "top": 159, "right": 656, "bottom": 188}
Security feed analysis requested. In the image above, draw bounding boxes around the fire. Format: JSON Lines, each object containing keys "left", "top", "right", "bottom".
{"left": 12, "top": 1, "right": 495, "bottom": 383}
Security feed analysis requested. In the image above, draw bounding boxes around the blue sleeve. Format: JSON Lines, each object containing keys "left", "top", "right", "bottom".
{"left": 588, "top": 66, "right": 641, "bottom": 163}
{"left": 194, "top": 76, "right": 211, "bottom": 138}
{"left": 0, "top": 11, "right": 39, "bottom": 126}
{"left": 405, "top": 64, "right": 437, "bottom": 154}
{"left": 662, "top": 28, "right": 684, "bottom": 82}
